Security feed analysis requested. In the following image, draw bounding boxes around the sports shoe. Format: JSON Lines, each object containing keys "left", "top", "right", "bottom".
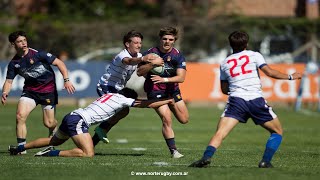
{"left": 94, "top": 126, "right": 110, "bottom": 144}
{"left": 8, "top": 145, "right": 19, "bottom": 155}
{"left": 34, "top": 146, "right": 55, "bottom": 157}
{"left": 8, "top": 145, "right": 27, "bottom": 155}
{"left": 258, "top": 161, "right": 273, "bottom": 168}
{"left": 19, "top": 150, "right": 27, "bottom": 155}
{"left": 172, "top": 150, "right": 184, "bottom": 158}
{"left": 189, "top": 158, "right": 211, "bottom": 168}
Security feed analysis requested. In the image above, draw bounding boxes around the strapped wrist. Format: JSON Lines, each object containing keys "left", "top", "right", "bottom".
{"left": 288, "top": 74, "right": 293, "bottom": 80}
{"left": 64, "top": 78, "right": 70, "bottom": 82}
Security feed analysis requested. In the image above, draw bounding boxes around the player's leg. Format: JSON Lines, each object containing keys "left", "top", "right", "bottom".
{"left": 250, "top": 97, "right": 282, "bottom": 168}
{"left": 155, "top": 104, "right": 183, "bottom": 158}
{"left": 42, "top": 105, "right": 58, "bottom": 137}
{"left": 189, "top": 117, "right": 239, "bottom": 167}
{"left": 15, "top": 96, "right": 36, "bottom": 152}
{"left": 58, "top": 133, "right": 94, "bottom": 157}
{"left": 169, "top": 100, "right": 189, "bottom": 124}
{"left": 258, "top": 117, "right": 283, "bottom": 168}
{"left": 169, "top": 90, "right": 189, "bottom": 124}
{"left": 8, "top": 131, "right": 67, "bottom": 155}
{"left": 92, "top": 107, "right": 129, "bottom": 146}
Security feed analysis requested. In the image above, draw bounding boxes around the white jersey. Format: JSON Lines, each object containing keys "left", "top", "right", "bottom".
{"left": 220, "top": 50, "right": 267, "bottom": 100}
{"left": 73, "top": 93, "right": 135, "bottom": 127}
{"left": 99, "top": 49, "right": 142, "bottom": 91}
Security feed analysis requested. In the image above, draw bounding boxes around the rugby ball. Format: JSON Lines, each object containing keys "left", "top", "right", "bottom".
{"left": 147, "top": 53, "right": 164, "bottom": 75}
{"left": 150, "top": 65, "right": 165, "bottom": 75}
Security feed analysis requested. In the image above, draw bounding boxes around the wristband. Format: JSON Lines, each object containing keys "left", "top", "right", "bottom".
{"left": 163, "top": 78, "right": 169, "bottom": 82}
{"left": 141, "top": 56, "right": 145, "bottom": 62}
{"left": 64, "top": 78, "right": 70, "bottom": 82}
{"left": 288, "top": 74, "right": 293, "bottom": 80}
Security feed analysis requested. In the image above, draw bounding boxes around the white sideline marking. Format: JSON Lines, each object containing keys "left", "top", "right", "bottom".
{"left": 153, "top": 162, "right": 169, "bottom": 166}
{"left": 132, "top": 147, "right": 147, "bottom": 151}
{"left": 116, "top": 139, "right": 128, "bottom": 143}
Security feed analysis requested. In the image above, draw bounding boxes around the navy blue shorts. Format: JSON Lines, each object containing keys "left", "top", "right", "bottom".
{"left": 221, "top": 96, "right": 277, "bottom": 125}
{"left": 58, "top": 113, "right": 89, "bottom": 137}
{"left": 22, "top": 90, "right": 58, "bottom": 105}
{"left": 147, "top": 88, "right": 183, "bottom": 102}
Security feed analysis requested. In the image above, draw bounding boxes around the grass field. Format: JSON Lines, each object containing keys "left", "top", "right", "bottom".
{"left": 0, "top": 103, "right": 319, "bottom": 180}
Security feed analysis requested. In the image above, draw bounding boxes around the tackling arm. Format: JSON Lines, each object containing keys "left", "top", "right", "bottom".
{"left": 133, "top": 98, "right": 174, "bottom": 108}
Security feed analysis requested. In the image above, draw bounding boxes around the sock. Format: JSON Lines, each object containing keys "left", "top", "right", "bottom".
{"left": 202, "top": 145, "right": 216, "bottom": 160}
{"left": 17, "top": 138, "right": 26, "bottom": 146}
{"left": 262, "top": 133, "right": 283, "bottom": 163}
{"left": 48, "top": 150, "right": 60, "bottom": 156}
{"left": 99, "top": 121, "right": 112, "bottom": 130}
{"left": 17, "top": 144, "right": 26, "bottom": 153}
{"left": 165, "top": 138, "right": 177, "bottom": 154}
{"left": 92, "top": 133, "right": 100, "bottom": 146}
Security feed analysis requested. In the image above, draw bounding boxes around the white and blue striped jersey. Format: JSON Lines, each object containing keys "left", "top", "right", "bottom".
{"left": 73, "top": 93, "right": 135, "bottom": 127}
{"left": 220, "top": 50, "right": 267, "bottom": 100}
{"left": 98, "top": 49, "right": 142, "bottom": 91}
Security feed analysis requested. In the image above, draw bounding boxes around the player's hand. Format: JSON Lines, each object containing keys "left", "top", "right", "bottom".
{"left": 1, "top": 93, "right": 8, "bottom": 105}
{"left": 144, "top": 54, "right": 164, "bottom": 66}
{"left": 150, "top": 75, "right": 166, "bottom": 84}
{"left": 64, "top": 81, "right": 76, "bottom": 94}
{"left": 292, "top": 72, "right": 302, "bottom": 80}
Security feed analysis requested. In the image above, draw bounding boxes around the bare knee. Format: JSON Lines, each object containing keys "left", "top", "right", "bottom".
{"left": 83, "top": 150, "right": 95, "bottom": 157}
{"left": 179, "top": 115, "right": 189, "bottom": 124}
{"left": 16, "top": 111, "right": 27, "bottom": 123}
{"left": 43, "top": 119, "right": 58, "bottom": 129}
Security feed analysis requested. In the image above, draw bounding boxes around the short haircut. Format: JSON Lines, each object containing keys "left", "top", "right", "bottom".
{"left": 158, "top": 27, "right": 178, "bottom": 40}
{"left": 118, "top": 88, "right": 138, "bottom": 99}
{"left": 123, "top": 30, "right": 143, "bottom": 46}
{"left": 228, "top": 31, "right": 249, "bottom": 53}
{"left": 8, "top": 30, "right": 27, "bottom": 43}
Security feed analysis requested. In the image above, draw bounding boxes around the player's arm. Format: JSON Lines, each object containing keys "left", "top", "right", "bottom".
{"left": 220, "top": 80, "right": 229, "bottom": 95}
{"left": 123, "top": 53, "right": 163, "bottom": 66}
{"left": 151, "top": 68, "right": 186, "bottom": 84}
{"left": 260, "top": 65, "right": 302, "bottom": 80}
{"left": 137, "top": 62, "right": 154, "bottom": 77}
{"left": 133, "top": 98, "right": 174, "bottom": 108}
{"left": 52, "top": 58, "right": 76, "bottom": 94}
{"left": 1, "top": 79, "right": 13, "bottom": 105}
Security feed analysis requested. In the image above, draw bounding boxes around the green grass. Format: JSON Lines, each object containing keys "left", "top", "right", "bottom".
{"left": 0, "top": 104, "right": 319, "bottom": 180}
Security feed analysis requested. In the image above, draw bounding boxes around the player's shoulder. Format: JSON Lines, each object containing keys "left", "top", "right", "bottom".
{"left": 145, "top": 47, "right": 160, "bottom": 55}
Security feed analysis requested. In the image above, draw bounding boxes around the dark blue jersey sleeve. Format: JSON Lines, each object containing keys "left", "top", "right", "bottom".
{"left": 6, "top": 61, "right": 17, "bottom": 80}
{"left": 36, "top": 51, "right": 57, "bottom": 64}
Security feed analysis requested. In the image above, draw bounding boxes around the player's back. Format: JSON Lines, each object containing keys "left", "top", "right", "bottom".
{"left": 73, "top": 93, "right": 135, "bottom": 126}
{"left": 220, "top": 50, "right": 266, "bottom": 100}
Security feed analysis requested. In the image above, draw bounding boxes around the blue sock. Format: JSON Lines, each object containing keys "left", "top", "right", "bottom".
{"left": 48, "top": 150, "right": 60, "bottom": 156}
{"left": 165, "top": 138, "right": 177, "bottom": 154}
{"left": 262, "top": 133, "right": 282, "bottom": 162}
{"left": 202, "top": 145, "right": 216, "bottom": 160}
{"left": 17, "top": 145, "right": 25, "bottom": 152}
{"left": 17, "top": 138, "right": 26, "bottom": 145}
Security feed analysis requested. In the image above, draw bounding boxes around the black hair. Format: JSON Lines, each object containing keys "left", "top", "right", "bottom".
{"left": 8, "top": 30, "right": 27, "bottom": 43}
{"left": 228, "top": 31, "right": 249, "bottom": 53}
{"left": 123, "top": 30, "right": 143, "bottom": 46}
{"left": 118, "top": 88, "right": 138, "bottom": 99}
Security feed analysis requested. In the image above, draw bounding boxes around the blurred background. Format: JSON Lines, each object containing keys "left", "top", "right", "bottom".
{"left": 0, "top": 0, "right": 319, "bottom": 110}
